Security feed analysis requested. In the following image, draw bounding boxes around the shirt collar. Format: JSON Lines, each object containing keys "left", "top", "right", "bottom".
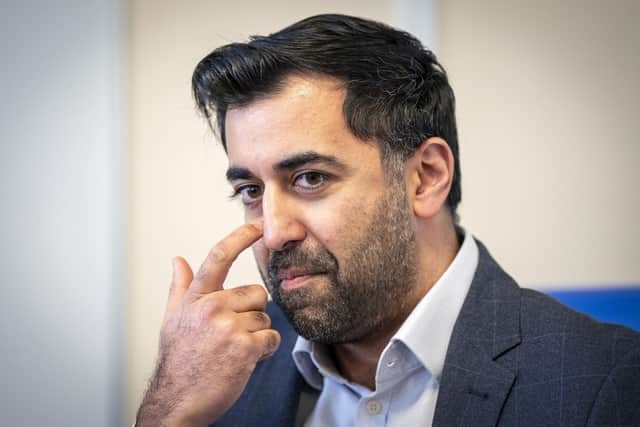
{"left": 292, "top": 229, "right": 479, "bottom": 389}
{"left": 390, "top": 228, "right": 479, "bottom": 381}
{"left": 292, "top": 338, "right": 326, "bottom": 390}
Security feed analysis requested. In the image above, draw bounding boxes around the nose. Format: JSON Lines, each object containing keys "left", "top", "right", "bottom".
{"left": 261, "top": 187, "right": 306, "bottom": 251}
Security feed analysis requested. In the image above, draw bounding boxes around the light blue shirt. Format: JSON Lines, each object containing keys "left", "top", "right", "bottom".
{"left": 292, "top": 231, "right": 479, "bottom": 427}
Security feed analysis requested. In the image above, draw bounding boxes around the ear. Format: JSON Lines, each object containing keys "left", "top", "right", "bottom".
{"left": 405, "top": 137, "right": 455, "bottom": 219}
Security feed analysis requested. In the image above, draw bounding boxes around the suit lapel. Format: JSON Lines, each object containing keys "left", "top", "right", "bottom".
{"left": 433, "top": 240, "right": 521, "bottom": 427}
{"left": 241, "top": 355, "right": 305, "bottom": 427}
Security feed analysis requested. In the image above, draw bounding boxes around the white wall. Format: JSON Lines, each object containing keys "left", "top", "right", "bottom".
{"left": 439, "top": 0, "right": 640, "bottom": 288}
{"left": 393, "top": 0, "right": 438, "bottom": 54}
{"left": 0, "top": 1, "right": 126, "bottom": 426}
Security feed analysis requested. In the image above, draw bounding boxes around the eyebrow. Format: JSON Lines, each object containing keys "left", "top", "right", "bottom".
{"left": 274, "top": 151, "right": 348, "bottom": 172}
{"left": 226, "top": 166, "right": 255, "bottom": 182}
{"left": 226, "top": 151, "right": 350, "bottom": 182}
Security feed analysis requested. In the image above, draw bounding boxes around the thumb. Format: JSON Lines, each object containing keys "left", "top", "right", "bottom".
{"left": 165, "top": 256, "right": 194, "bottom": 318}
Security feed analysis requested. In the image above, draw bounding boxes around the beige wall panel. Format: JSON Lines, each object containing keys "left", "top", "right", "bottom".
{"left": 127, "top": 1, "right": 392, "bottom": 423}
{"left": 439, "top": 0, "right": 640, "bottom": 288}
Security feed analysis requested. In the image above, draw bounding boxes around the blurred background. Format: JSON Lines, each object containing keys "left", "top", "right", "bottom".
{"left": 1, "top": 0, "right": 638, "bottom": 425}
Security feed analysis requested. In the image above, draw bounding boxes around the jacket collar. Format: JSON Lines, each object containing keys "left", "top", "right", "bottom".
{"left": 432, "top": 239, "right": 521, "bottom": 427}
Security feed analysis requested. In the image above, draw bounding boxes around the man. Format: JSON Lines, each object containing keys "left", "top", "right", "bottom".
{"left": 136, "top": 14, "right": 640, "bottom": 426}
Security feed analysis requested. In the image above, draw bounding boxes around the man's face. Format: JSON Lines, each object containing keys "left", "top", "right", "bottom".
{"left": 225, "top": 75, "right": 417, "bottom": 344}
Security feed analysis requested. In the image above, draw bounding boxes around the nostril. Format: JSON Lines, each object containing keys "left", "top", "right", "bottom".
{"left": 280, "top": 240, "right": 301, "bottom": 252}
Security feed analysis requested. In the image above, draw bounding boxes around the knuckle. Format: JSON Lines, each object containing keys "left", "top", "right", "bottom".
{"left": 232, "top": 334, "right": 254, "bottom": 356}
{"left": 201, "top": 296, "right": 224, "bottom": 315}
{"left": 214, "top": 316, "right": 235, "bottom": 336}
{"left": 249, "top": 284, "right": 268, "bottom": 302}
{"left": 194, "top": 264, "right": 213, "bottom": 284}
{"left": 236, "top": 227, "right": 252, "bottom": 240}
{"left": 239, "top": 223, "right": 259, "bottom": 238}
{"left": 233, "top": 287, "right": 249, "bottom": 298}
{"left": 194, "top": 265, "right": 208, "bottom": 283}
{"left": 253, "top": 311, "right": 270, "bottom": 328}
{"left": 249, "top": 283, "right": 267, "bottom": 295}
{"left": 209, "top": 244, "right": 227, "bottom": 263}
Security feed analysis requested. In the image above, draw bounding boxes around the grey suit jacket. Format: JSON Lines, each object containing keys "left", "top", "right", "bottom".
{"left": 214, "top": 240, "right": 640, "bottom": 426}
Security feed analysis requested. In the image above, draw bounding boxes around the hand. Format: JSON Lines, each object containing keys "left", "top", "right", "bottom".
{"left": 136, "top": 221, "right": 281, "bottom": 427}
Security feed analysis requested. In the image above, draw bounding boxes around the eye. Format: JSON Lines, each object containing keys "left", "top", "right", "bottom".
{"left": 294, "top": 171, "right": 327, "bottom": 191}
{"left": 231, "top": 184, "right": 263, "bottom": 205}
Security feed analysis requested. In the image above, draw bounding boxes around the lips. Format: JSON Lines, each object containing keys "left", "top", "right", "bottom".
{"left": 277, "top": 268, "right": 324, "bottom": 291}
{"left": 278, "top": 268, "right": 319, "bottom": 281}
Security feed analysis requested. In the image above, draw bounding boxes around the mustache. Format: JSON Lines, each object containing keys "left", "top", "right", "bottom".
{"left": 267, "top": 243, "right": 338, "bottom": 286}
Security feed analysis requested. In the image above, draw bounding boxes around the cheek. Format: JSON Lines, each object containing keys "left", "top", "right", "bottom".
{"left": 300, "top": 206, "right": 340, "bottom": 254}
{"left": 244, "top": 208, "right": 261, "bottom": 222}
{"left": 304, "top": 194, "right": 376, "bottom": 257}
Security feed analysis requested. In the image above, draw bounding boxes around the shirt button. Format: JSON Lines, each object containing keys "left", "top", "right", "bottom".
{"left": 386, "top": 358, "right": 397, "bottom": 367}
{"left": 366, "top": 399, "right": 382, "bottom": 415}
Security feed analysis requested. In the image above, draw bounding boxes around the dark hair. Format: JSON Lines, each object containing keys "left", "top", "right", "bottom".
{"left": 192, "top": 13, "right": 461, "bottom": 220}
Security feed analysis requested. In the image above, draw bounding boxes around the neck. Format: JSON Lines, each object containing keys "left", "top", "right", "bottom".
{"left": 331, "top": 315, "right": 406, "bottom": 390}
{"left": 330, "top": 215, "right": 461, "bottom": 390}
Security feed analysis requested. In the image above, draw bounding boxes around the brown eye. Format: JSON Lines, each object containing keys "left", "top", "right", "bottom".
{"left": 295, "top": 172, "right": 326, "bottom": 190}
{"left": 238, "top": 185, "right": 263, "bottom": 205}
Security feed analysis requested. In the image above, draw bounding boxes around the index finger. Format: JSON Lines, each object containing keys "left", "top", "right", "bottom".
{"left": 188, "top": 220, "right": 263, "bottom": 296}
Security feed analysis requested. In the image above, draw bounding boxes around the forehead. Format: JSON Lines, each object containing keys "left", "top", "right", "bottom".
{"left": 224, "top": 74, "right": 380, "bottom": 170}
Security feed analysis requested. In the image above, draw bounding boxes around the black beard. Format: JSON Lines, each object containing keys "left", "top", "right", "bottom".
{"left": 261, "top": 180, "right": 418, "bottom": 345}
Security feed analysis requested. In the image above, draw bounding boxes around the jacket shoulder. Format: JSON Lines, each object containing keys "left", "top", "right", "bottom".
{"left": 514, "top": 288, "right": 640, "bottom": 425}
{"left": 519, "top": 287, "right": 640, "bottom": 354}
